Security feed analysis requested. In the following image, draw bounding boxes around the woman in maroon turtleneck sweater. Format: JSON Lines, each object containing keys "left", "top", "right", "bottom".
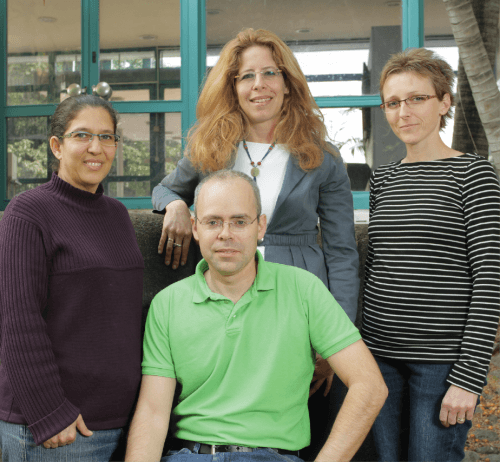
{"left": 0, "top": 95, "right": 144, "bottom": 461}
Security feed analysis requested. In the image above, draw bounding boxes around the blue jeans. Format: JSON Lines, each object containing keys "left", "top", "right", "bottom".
{"left": 372, "top": 357, "right": 474, "bottom": 462}
{"left": 0, "top": 420, "right": 122, "bottom": 462}
{"left": 161, "top": 444, "right": 304, "bottom": 462}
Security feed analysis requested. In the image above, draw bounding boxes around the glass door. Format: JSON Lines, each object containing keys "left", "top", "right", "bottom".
{"left": 2, "top": 0, "right": 202, "bottom": 208}
{"left": 5, "top": 0, "right": 83, "bottom": 199}
{"left": 98, "top": 0, "right": 182, "bottom": 198}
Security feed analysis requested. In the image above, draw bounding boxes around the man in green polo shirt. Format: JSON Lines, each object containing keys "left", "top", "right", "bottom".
{"left": 125, "top": 170, "right": 387, "bottom": 462}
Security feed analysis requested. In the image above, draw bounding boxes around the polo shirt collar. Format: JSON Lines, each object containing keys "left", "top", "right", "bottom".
{"left": 192, "top": 250, "right": 275, "bottom": 303}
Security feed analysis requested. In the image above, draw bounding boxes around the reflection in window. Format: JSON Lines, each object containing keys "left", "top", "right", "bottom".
{"left": 322, "top": 108, "right": 366, "bottom": 164}
{"left": 321, "top": 108, "right": 371, "bottom": 191}
{"left": 6, "top": 114, "right": 183, "bottom": 200}
{"left": 106, "top": 113, "right": 182, "bottom": 198}
{"left": 205, "top": 0, "right": 402, "bottom": 97}
{"left": 207, "top": 45, "right": 371, "bottom": 97}
{"left": 97, "top": 49, "right": 181, "bottom": 102}
{"left": 7, "top": 0, "right": 81, "bottom": 105}
{"left": 100, "top": 0, "right": 181, "bottom": 102}
{"left": 7, "top": 117, "right": 51, "bottom": 199}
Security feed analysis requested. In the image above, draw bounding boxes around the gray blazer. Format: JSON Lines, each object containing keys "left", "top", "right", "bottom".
{"left": 152, "top": 148, "right": 360, "bottom": 322}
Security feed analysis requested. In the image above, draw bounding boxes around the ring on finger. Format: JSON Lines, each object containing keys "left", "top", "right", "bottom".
{"left": 457, "top": 418, "right": 465, "bottom": 423}
{"left": 168, "top": 237, "right": 174, "bottom": 242}
{"left": 173, "top": 243, "right": 182, "bottom": 247}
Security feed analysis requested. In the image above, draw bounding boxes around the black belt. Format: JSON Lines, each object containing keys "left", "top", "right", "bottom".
{"left": 174, "top": 439, "right": 300, "bottom": 457}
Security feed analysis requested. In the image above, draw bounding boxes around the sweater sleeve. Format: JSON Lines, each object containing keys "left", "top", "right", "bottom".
{"left": 317, "top": 151, "right": 360, "bottom": 322}
{"left": 447, "top": 159, "right": 500, "bottom": 395}
{"left": 151, "top": 156, "right": 203, "bottom": 211}
{"left": 0, "top": 213, "right": 80, "bottom": 445}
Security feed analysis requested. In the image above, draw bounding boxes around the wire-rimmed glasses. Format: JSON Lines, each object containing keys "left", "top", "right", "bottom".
{"left": 59, "top": 131, "right": 120, "bottom": 147}
{"left": 234, "top": 68, "right": 283, "bottom": 84}
{"left": 196, "top": 217, "right": 259, "bottom": 232}
{"left": 380, "top": 95, "right": 437, "bottom": 112}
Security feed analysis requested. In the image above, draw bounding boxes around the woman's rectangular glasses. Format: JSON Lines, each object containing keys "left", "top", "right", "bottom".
{"left": 235, "top": 68, "right": 283, "bottom": 84}
{"left": 59, "top": 131, "right": 120, "bottom": 147}
{"left": 380, "top": 95, "right": 437, "bottom": 112}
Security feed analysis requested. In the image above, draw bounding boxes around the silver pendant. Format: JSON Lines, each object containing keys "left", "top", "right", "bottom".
{"left": 251, "top": 167, "right": 260, "bottom": 177}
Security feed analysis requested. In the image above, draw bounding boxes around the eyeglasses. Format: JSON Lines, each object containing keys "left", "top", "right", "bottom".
{"left": 196, "top": 217, "right": 259, "bottom": 232}
{"left": 380, "top": 95, "right": 437, "bottom": 112}
{"left": 59, "top": 131, "right": 120, "bottom": 147}
{"left": 235, "top": 68, "right": 283, "bottom": 84}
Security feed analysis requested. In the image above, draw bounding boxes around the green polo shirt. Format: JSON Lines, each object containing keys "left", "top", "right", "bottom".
{"left": 142, "top": 251, "right": 361, "bottom": 450}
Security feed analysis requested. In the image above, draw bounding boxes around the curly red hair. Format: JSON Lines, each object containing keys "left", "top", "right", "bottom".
{"left": 186, "top": 28, "right": 337, "bottom": 172}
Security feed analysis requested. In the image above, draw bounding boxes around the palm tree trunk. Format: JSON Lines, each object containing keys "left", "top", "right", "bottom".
{"left": 444, "top": 0, "right": 500, "bottom": 169}
{"left": 452, "top": 0, "right": 498, "bottom": 159}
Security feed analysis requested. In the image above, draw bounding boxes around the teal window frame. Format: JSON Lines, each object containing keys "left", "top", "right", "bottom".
{"left": 0, "top": 0, "right": 423, "bottom": 211}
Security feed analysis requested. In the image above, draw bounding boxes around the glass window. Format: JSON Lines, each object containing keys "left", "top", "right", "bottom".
{"left": 320, "top": 104, "right": 457, "bottom": 190}
{"left": 322, "top": 108, "right": 367, "bottom": 164}
{"left": 322, "top": 107, "right": 372, "bottom": 192}
{"left": 6, "top": 117, "right": 51, "bottom": 199}
{"left": 105, "top": 113, "right": 182, "bottom": 197}
{"left": 100, "top": 0, "right": 181, "bottom": 101}
{"left": 7, "top": 0, "right": 81, "bottom": 105}
{"left": 205, "top": 0, "right": 402, "bottom": 97}
{"left": 6, "top": 113, "right": 182, "bottom": 199}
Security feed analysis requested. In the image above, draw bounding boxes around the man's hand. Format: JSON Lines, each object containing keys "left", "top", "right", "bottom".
{"left": 439, "top": 384, "right": 478, "bottom": 427}
{"left": 310, "top": 354, "right": 335, "bottom": 397}
{"left": 158, "top": 200, "right": 192, "bottom": 269}
{"left": 43, "top": 414, "right": 92, "bottom": 449}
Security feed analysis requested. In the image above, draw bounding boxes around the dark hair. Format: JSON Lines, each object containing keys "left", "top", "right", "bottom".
{"left": 193, "top": 170, "right": 262, "bottom": 219}
{"left": 379, "top": 48, "right": 455, "bottom": 130}
{"left": 50, "top": 95, "right": 119, "bottom": 171}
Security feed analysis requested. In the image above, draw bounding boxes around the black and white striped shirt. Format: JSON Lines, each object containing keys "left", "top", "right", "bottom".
{"left": 362, "top": 153, "right": 500, "bottom": 394}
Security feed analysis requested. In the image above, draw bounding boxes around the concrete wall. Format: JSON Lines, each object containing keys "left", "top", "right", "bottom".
{"left": 365, "top": 25, "right": 406, "bottom": 172}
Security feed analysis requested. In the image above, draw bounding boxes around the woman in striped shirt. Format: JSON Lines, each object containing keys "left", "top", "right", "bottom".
{"left": 362, "top": 48, "right": 500, "bottom": 461}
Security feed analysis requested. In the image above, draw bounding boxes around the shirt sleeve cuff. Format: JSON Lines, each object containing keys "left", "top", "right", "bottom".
{"left": 448, "top": 362, "right": 488, "bottom": 395}
{"left": 28, "top": 399, "right": 80, "bottom": 446}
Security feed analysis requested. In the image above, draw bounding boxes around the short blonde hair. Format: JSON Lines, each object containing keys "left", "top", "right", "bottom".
{"left": 379, "top": 48, "right": 455, "bottom": 129}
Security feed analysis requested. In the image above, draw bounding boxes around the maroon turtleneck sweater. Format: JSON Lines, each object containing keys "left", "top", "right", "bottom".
{"left": 0, "top": 173, "right": 144, "bottom": 445}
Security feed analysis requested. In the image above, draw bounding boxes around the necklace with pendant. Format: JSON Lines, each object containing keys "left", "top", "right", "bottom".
{"left": 242, "top": 140, "right": 276, "bottom": 181}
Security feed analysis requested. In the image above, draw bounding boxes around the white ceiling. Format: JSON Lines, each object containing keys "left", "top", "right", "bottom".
{"left": 8, "top": 0, "right": 456, "bottom": 55}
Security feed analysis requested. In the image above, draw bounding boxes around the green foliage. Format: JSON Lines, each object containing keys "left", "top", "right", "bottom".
{"left": 7, "top": 138, "right": 49, "bottom": 198}
{"left": 6, "top": 58, "right": 182, "bottom": 199}
{"left": 7, "top": 59, "right": 57, "bottom": 105}
{"left": 7, "top": 118, "right": 50, "bottom": 199}
{"left": 9, "top": 139, "right": 48, "bottom": 178}
{"left": 8, "top": 60, "right": 48, "bottom": 82}
{"left": 107, "top": 138, "right": 181, "bottom": 197}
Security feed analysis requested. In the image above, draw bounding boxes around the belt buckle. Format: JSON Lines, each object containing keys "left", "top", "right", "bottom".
{"left": 211, "top": 445, "right": 216, "bottom": 455}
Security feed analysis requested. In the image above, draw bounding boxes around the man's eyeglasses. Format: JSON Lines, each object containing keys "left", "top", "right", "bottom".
{"left": 235, "top": 68, "right": 283, "bottom": 84}
{"left": 59, "top": 131, "right": 120, "bottom": 147}
{"left": 380, "top": 95, "right": 437, "bottom": 112}
{"left": 196, "top": 217, "right": 259, "bottom": 232}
